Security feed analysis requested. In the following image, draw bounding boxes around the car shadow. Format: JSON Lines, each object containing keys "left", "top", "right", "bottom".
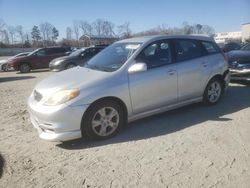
{"left": 0, "top": 153, "right": 5, "bottom": 178}
{"left": 16, "top": 69, "right": 50, "bottom": 74}
{"left": 57, "top": 84, "right": 250, "bottom": 150}
{"left": 0, "top": 76, "right": 35, "bottom": 83}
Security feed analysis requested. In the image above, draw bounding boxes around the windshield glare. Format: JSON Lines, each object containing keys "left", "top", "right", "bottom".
{"left": 85, "top": 43, "right": 141, "bottom": 72}
{"left": 28, "top": 49, "right": 40, "bottom": 56}
{"left": 240, "top": 44, "right": 250, "bottom": 51}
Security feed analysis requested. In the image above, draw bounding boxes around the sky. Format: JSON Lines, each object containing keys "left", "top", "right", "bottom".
{"left": 0, "top": 0, "right": 250, "bottom": 38}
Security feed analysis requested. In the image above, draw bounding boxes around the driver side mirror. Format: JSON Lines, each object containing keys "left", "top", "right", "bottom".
{"left": 128, "top": 62, "right": 147, "bottom": 74}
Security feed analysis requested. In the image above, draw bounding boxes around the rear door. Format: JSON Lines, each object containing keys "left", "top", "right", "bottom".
{"left": 174, "top": 39, "right": 211, "bottom": 102}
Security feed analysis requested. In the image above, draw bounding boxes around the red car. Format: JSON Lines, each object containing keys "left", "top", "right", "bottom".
{"left": 8, "top": 46, "right": 72, "bottom": 73}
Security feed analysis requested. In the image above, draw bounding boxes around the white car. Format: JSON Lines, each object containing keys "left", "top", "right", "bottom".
{"left": 28, "top": 35, "right": 230, "bottom": 142}
{"left": 0, "top": 59, "right": 8, "bottom": 71}
{"left": 0, "top": 52, "right": 30, "bottom": 71}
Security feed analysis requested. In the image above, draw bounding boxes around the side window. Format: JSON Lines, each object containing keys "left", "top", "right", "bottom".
{"left": 137, "top": 40, "right": 171, "bottom": 69}
{"left": 47, "top": 48, "right": 56, "bottom": 55}
{"left": 241, "top": 43, "right": 250, "bottom": 51}
{"left": 201, "top": 41, "right": 219, "bottom": 54}
{"left": 54, "top": 48, "right": 65, "bottom": 54}
{"left": 175, "top": 40, "right": 202, "bottom": 61}
{"left": 47, "top": 48, "right": 64, "bottom": 55}
{"left": 83, "top": 49, "right": 93, "bottom": 57}
{"left": 36, "top": 49, "right": 46, "bottom": 56}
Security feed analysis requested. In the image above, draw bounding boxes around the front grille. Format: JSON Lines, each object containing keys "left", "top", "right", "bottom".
{"left": 33, "top": 90, "right": 42, "bottom": 102}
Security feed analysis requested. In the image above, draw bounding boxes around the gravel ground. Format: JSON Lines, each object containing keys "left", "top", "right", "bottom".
{"left": 0, "top": 70, "right": 250, "bottom": 188}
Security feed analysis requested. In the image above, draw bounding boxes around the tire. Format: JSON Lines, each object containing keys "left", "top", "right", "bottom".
{"left": 2, "top": 64, "right": 8, "bottom": 72}
{"left": 65, "top": 63, "right": 76, "bottom": 70}
{"left": 19, "top": 63, "right": 31, "bottom": 73}
{"left": 82, "top": 100, "right": 124, "bottom": 140}
{"left": 203, "top": 78, "right": 223, "bottom": 105}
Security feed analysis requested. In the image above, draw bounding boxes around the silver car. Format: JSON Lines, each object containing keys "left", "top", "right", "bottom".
{"left": 28, "top": 35, "right": 230, "bottom": 142}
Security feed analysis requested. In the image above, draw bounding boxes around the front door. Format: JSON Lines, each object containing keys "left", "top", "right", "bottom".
{"left": 128, "top": 40, "right": 178, "bottom": 114}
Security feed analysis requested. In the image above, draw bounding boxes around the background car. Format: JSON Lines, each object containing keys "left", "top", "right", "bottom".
{"left": 227, "top": 42, "right": 250, "bottom": 82}
{"left": 0, "top": 52, "right": 30, "bottom": 71}
{"left": 49, "top": 45, "right": 107, "bottom": 71}
{"left": 7, "top": 46, "right": 72, "bottom": 73}
{"left": 222, "top": 42, "right": 241, "bottom": 53}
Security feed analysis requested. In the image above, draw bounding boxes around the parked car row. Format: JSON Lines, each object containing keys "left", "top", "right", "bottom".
{"left": 2, "top": 45, "right": 107, "bottom": 73}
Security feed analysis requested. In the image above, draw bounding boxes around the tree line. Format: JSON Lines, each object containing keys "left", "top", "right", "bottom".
{"left": 0, "top": 18, "right": 215, "bottom": 48}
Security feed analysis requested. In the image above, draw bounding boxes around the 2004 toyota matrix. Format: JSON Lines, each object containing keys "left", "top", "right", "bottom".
{"left": 28, "top": 35, "right": 230, "bottom": 142}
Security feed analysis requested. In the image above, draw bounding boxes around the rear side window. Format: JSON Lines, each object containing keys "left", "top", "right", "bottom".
{"left": 201, "top": 41, "right": 220, "bottom": 54}
{"left": 174, "top": 40, "right": 202, "bottom": 61}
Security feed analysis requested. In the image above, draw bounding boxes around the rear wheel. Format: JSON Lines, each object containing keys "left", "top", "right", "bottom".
{"left": 82, "top": 100, "right": 124, "bottom": 140}
{"left": 203, "top": 78, "right": 223, "bottom": 105}
{"left": 19, "top": 63, "right": 31, "bottom": 73}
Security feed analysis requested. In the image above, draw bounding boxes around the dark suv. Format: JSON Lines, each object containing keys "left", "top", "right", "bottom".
{"left": 49, "top": 45, "right": 107, "bottom": 71}
{"left": 8, "top": 46, "right": 72, "bottom": 73}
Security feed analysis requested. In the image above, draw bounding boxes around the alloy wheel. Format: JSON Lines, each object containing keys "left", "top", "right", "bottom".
{"left": 91, "top": 107, "right": 120, "bottom": 137}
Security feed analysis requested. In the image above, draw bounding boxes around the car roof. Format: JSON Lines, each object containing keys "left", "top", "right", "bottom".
{"left": 118, "top": 35, "right": 215, "bottom": 44}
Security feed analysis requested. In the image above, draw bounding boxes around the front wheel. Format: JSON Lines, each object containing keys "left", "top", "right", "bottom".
{"left": 2, "top": 64, "right": 8, "bottom": 72}
{"left": 82, "top": 100, "right": 124, "bottom": 140}
{"left": 19, "top": 63, "right": 31, "bottom": 73}
{"left": 203, "top": 78, "right": 223, "bottom": 105}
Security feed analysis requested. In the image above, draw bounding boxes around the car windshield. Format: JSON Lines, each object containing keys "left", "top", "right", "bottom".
{"left": 240, "top": 43, "right": 250, "bottom": 51}
{"left": 69, "top": 49, "right": 85, "bottom": 56}
{"left": 85, "top": 42, "right": 141, "bottom": 72}
{"left": 28, "top": 49, "right": 40, "bottom": 56}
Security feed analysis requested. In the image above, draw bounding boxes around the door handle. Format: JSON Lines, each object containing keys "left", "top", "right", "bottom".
{"left": 168, "top": 70, "right": 176, "bottom": 75}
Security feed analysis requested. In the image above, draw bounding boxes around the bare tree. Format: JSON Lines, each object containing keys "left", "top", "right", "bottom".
{"left": 66, "top": 27, "right": 73, "bottom": 40}
{"left": 92, "top": 19, "right": 115, "bottom": 36}
{"left": 0, "top": 19, "right": 5, "bottom": 31}
{"left": 102, "top": 20, "right": 115, "bottom": 36}
{"left": 79, "top": 20, "right": 92, "bottom": 35}
{"left": 15, "top": 25, "right": 24, "bottom": 44}
{"left": 73, "top": 20, "right": 80, "bottom": 40}
{"left": 200, "top": 25, "right": 215, "bottom": 36}
{"left": 1, "top": 30, "right": 9, "bottom": 44}
{"left": 7, "top": 26, "right": 16, "bottom": 44}
{"left": 117, "top": 22, "right": 132, "bottom": 38}
{"left": 93, "top": 19, "right": 103, "bottom": 36}
{"left": 40, "top": 22, "right": 54, "bottom": 44}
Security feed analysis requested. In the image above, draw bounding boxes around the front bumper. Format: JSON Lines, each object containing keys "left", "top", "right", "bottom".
{"left": 230, "top": 68, "right": 250, "bottom": 81}
{"left": 28, "top": 96, "right": 89, "bottom": 142}
{"left": 49, "top": 63, "right": 64, "bottom": 72}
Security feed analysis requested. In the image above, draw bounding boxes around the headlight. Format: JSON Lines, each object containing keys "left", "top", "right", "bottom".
{"left": 43, "top": 89, "right": 79, "bottom": 106}
{"left": 53, "top": 60, "right": 64, "bottom": 65}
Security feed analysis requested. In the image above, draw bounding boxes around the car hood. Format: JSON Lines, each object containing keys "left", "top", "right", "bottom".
{"left": 0, "top": 59, "right": 8, "bottom": 65}
{"left": 34, "top": 66, "right": 111, "bottom": 98}
{"left": 9, "top": 55, "right": 31, "bottom": 62}
{"left": 227, "top": 50, "right": 250, "bottom": 62}
{"left": 51, "top": 55, "right": 77, "bottom": 63}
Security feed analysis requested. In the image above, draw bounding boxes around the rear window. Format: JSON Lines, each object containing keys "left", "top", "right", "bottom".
{"left": 174, "top": 39, "right": 202, "bottom": 61}
{"left": 201, "top": 41, "right": 220, "bottom": 54}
